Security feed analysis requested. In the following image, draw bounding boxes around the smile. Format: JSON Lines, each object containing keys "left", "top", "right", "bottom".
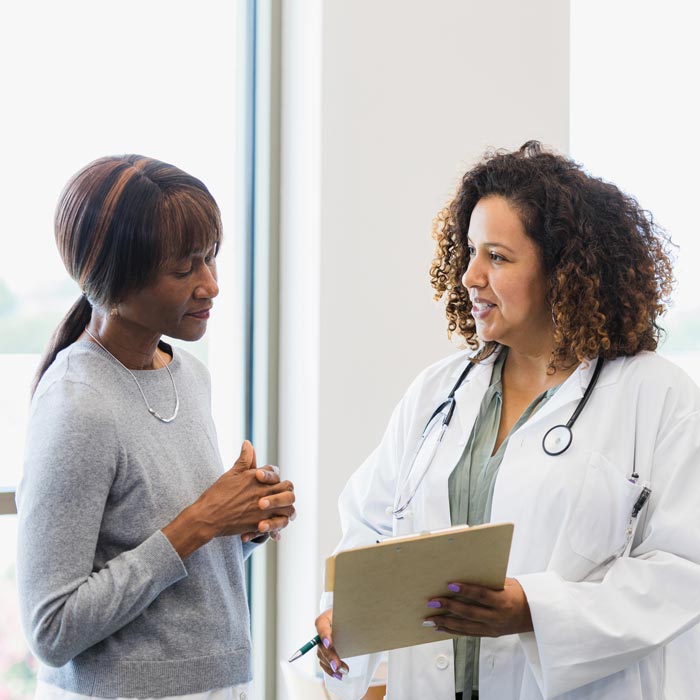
{"left": 471, "top": 300, "right": 496, "bottom": 320}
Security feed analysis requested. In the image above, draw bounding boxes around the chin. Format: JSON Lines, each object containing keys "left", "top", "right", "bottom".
{"left": 167, "top": 327, "right": 208, "bottom": 343}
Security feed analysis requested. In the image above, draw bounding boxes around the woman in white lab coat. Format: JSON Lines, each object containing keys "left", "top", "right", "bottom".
{"left": 315, "top": 141, "right": 700, "bottom": 700}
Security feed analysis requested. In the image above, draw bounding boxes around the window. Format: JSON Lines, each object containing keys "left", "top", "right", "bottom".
{"left": 0, "top": 2, "right": 247, "bottom": 695}
{"left": 570, "top": 0, "right": 700, "bottom": 382}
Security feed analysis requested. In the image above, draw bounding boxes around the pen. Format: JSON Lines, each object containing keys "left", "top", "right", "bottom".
{"left": 288, "top": 634, "right": 322, "bottom": 662}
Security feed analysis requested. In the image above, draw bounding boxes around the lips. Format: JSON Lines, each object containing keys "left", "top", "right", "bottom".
{"left": 470, "top": 297, "right": 496, "bottom": 321}
{"left": 187, "top": 307, "right": 212, "bottom": 319}
{"left": 470, "top": 298, "right": 496, "bottom": 312}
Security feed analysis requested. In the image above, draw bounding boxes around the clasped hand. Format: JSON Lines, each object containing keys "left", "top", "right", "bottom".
{"left": 163, "top": 441, "right": 295, "bottom": 558}
{"left": 185, "top": 440, "right": 296, "bottom": 542}
{"left": 199, "top": 440, "right": 296, "bottom": 543}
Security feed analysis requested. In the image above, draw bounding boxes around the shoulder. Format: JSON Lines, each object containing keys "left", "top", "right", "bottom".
{"left": 610, "top": 351, "right": 700, "bottom": 417}
{"left": 32, "top": 343, "right": 115, "bottom": 421}
{"left": 25, "top": 347, "right": 120, "bottom": 469}
{"left": 399, "top": 348, "right": 479, "bottom": 408}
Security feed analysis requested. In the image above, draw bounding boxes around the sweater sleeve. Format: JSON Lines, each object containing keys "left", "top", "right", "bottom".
{"left": 16, "top": 379, "right": 187, "bottom": 668}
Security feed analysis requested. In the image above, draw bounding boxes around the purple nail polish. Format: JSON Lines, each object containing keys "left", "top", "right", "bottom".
{"left": 427, "top": 600, "right": 441, "bottom": 608}
{"left": 323, "top": 638, "right": 330, "bottom": 649}
{"left": 333, "top": 672, "right": 343, "bottom": 681}
{"left": 447, "top": 583, "right": 460, "bottom": 593}
{"left": 330, "top": 660, "right": 338, "bottom": 673}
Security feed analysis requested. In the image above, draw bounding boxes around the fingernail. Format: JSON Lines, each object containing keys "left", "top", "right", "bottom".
{"left": 422, "top": 620, "right": 436, "bottom": 627}
{"left": 447, "top": 583, "right": 460, "bottom": 593}
{"left": 260, "top": 499, "right": 270, "bottom": 508}
{"left": 333, "top": 673, "right": 343, "bottom": 681}
{"left": 323, "top": 638, "right": 330, "bottom": 649}
{"left": 330, "top": 660, "right": 337, "bottom": 673}
{"left": 259, "top": 522, "right": 270, "bottom": 532}
{"left": 436, "top": 628, "right": 445, "bottom": 633}
{"left": 339, "top": 667, "right": 348, "bottom": 676}
{"left": 290, "top": 511, "right": 297, "bottom": 521}
{"left": 427, "top": 600, "right": 441, "bottom": 608}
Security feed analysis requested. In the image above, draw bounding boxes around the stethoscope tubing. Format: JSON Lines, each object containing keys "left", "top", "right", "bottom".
{"left": 393, "top": 354, "right": 605, "bottom": 518}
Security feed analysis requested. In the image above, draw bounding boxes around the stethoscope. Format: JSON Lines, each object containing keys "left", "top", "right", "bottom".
{"left": 392, "top": 356, "right": 605, "bottom": 519}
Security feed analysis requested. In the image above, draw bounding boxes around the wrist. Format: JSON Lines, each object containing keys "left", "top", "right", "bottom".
{"left": 162, "top": 502, "right": 217, "bottom": 559}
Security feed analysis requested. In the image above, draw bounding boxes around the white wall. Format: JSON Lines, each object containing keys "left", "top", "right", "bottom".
{"left": 277, "top": 0, "right": 570, "bottom": 693}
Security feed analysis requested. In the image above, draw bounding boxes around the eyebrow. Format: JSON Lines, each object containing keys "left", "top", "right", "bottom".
{"left": 467, "top": 239, "right": 517, "bottom": 255}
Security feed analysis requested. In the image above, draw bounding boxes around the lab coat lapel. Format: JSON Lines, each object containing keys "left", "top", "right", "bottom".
{"left": 452, "top": 358, "right": 494, "bottom": 444}
{"left": 415, "top": 357, "right": 494, "bottom": 529}
{"left": 512, "top": 358, "right": 618, "bottom": 435}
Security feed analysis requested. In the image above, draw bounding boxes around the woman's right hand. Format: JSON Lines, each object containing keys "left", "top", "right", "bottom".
{"left": 316, "top": 607, "right": 349, "bottom": 681}
{"left": 163, "top": 441, "right": 295, "bottom": 558}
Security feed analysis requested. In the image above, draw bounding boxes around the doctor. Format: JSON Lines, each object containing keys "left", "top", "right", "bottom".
{"left": 315, "top": 142, "right": 700, "bottom": 700}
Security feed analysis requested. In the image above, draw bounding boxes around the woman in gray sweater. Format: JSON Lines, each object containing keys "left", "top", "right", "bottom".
{"left": 16, "top": 155, "right": 295, "bottom": 699}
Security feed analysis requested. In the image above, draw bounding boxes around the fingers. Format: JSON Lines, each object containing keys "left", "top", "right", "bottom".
{"left": 258, "top": 488, "right": 295, "bottom": 511}
{"left": 423, "top": 579, "right": 532, "bottom": 637}
{"left": 241, "top": 530, "right": 265, "bottom": 544}
{"left": 255, "top": 467, "right": 280, "bottom": 484}
{"left": 315, "top": 608, "right": 333, "bottom": 642}
{"left": 315, "top": 609, "right": 348, "bottom": 680}
{"left": 257, "top": 513, "right": 294, "bottom": 534}
{"left": 241, "top": 528, "right": 283, "bottom": 543}
{"left": 231, "top": 440, "right": 257, "bottom": 473}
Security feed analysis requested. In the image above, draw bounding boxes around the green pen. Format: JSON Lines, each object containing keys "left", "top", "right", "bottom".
{"left": 288, "top": 634, "right": 322, "bottom": 662}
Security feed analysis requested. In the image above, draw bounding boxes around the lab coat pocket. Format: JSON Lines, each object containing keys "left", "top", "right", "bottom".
{"left": 567, "top": 452, "right": 644, "bottom": 564}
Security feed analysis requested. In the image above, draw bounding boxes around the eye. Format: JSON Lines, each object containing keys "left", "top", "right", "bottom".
{"left": 173, "top": 266, "right": 194, "bottom": 278}
{"left": 204, "top": 243, "right": 219, "bottom": 265}
{"left": 467, "top": 244, "right": 476, "bottom": 257}
{"left": 489, "top": 251, "right": 506, "bottom": 263}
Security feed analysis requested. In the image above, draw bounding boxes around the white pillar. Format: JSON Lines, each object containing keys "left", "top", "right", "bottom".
{"left": 277, "top": 1, "right": 570, "bottom": 696}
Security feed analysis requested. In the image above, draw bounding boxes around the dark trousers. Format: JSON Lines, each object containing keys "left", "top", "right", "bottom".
{"left": 455, "top": 693, "right": 479, "bottom": 700}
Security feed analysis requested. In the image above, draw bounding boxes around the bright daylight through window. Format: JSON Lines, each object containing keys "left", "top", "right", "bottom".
{"left": 570, "top": 0, "right": 700, "bottom": 383}
{"left": 0, "top": 2, "right": 243, "bottom": 696}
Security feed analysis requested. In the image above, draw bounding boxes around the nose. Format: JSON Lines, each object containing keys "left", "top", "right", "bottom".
{"left": 194, "top": 262, "right": 219, "bottom": 299}
{"left": 462, "top": 254, "right": 485, "bottom": 290}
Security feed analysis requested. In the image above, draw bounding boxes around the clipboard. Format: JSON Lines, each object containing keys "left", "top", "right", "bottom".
{"left": 324, "top": 522, "right": 513, "bottom": 658}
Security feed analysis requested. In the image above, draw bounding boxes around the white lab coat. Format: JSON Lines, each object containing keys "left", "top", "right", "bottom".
{"left": 322, "top": 350, "right": 700, "bottom": 700}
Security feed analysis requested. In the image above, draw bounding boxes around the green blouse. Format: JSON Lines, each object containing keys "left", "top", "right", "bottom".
{"left": 448, "top": 350, "right": 559, "bottom": 694}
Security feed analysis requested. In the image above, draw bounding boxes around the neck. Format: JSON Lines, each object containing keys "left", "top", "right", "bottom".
{"left": 84, "top": 313, "right": 163, "bottom": 370}
{"left": 501, "top": 345, "right": 575, "bottom": 393}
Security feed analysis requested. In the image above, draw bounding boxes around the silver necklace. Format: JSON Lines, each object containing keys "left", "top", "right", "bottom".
{"left": 84, "top": 327, "right": 179, "bottom": 423}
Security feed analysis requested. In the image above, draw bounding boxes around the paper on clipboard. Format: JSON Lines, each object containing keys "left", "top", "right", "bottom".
{"left": 325, "top": 522, "right": 513, "bottom": 658}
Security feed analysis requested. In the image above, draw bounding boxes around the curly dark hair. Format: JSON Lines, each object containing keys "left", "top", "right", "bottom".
{"left": 430, "top": 141, "right": 675, "bottom": 369}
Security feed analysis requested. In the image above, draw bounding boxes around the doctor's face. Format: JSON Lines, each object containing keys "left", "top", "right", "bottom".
{"left": 461, "top": 196, "right": 552, "bottom": 354}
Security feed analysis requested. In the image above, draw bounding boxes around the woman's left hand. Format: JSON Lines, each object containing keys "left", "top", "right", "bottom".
{"left": 423, "top": 577, "right": 533, "bottom": 637}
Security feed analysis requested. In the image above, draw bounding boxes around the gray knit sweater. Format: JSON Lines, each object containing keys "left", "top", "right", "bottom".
{"left": 17, "top": 340, "right": 256, "bottom": 697}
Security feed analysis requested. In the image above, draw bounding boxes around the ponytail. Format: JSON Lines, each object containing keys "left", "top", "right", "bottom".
{"left": 31, "top": 295, "right": 92, "bottom": 397}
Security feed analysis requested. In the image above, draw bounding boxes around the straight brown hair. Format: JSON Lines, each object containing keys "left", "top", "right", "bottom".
{"left": 33, "top": 155, "right": 222, "bottom": 394}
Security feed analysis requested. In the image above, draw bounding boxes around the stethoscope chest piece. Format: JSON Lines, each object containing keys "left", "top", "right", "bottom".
{"left": 542, "top": 424, "right": 573, "bottom": 456}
